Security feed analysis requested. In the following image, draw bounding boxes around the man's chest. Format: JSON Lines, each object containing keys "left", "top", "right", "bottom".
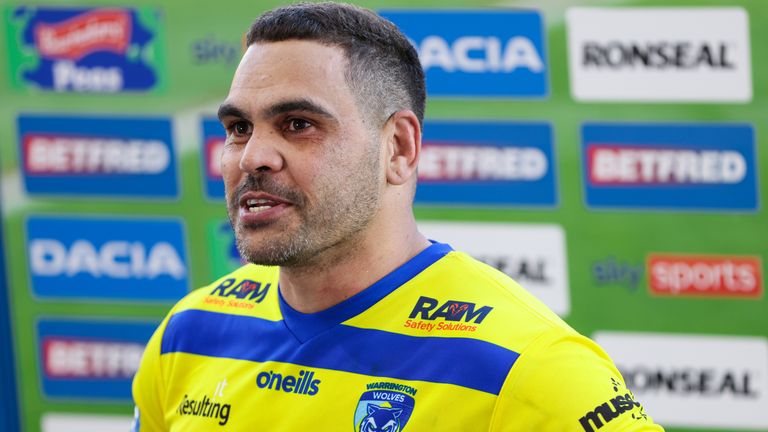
{"left": 161, "top": 353, "right": 498, "bottom": 431}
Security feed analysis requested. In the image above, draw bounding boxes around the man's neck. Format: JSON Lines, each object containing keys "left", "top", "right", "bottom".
{"left": 278, "top": 223, "right": 430, "bottom": 314}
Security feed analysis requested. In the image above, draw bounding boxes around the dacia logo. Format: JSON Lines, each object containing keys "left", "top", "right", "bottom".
{"left": 408, "top": 296, "right": 493, "bottom": 324}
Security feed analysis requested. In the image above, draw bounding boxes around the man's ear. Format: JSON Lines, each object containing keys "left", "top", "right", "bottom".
{"left": 385, "top": 110, "right": 421, "bottom": 186}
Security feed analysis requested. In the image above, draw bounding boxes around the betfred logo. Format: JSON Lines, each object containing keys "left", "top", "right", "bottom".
{"left": 201, "top": 118, "right": 226, "bottom": 199}
{"left": 593, "top": 332, "right": 768, "bottom": 429}
{"left": 582, "top": 123, "right": 757, "bottom": 211}
{"left": 37, "top": 319, "right": 157, "bottom": 400}
{"left": 588, "top": 146, "right": 746, "bottom": 185}
{"left": 43, "top": 338, "right": 143, "bottom": 379}
{"left": 419, "top": 222, "right": 570, "bottom": 316}
{"left": 7, "top": 7, "right": 164, "bottom": 92}
{"left": 379, "top": 10, "right": 548, "bottom": 97}
{"left": 416, "top": 121, "right": 557, "bottom": 207}
{"left": 648, "top": 254, "right": 762, "bottom": 298}
{"left": 26, "top": 216, "right": 189, "bottom": 302}
{"left": 34, "top": 10, "right": 130, "bottom": 60}
{"left": 567, "top": 8, "right": 751, "bottom": 102}
{"left": 18, "top": 115, "right": 178, "bottom": 198}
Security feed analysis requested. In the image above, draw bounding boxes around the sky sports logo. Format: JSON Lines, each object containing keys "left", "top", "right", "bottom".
{"left": 582, "top": 123, "right": 757, "bottom": 211}
{"left": 26, "top": 216, "right": 189, "bottom": 302}
{"left": 37, "top": 318, "right": 157, "bottom": 400}
{"left": 17, "top": 114, "right": 178, "bottom": 198}
{"left": 648, "top": 254, "right": 762, "bottom": 299}
{"left": 6, "top": 7, "right": 164, "bottom": 92}
{"left": 417, "top": 121, "right": 557, "bottom": 207}
{"left": 379, "top": 10, "right": 548, "bottom": 97}
{"left": 567, "top": 8, "right": 751, "bottom": 102}
{"left": 202, "top": 117, "right": 226, "bottom": 200}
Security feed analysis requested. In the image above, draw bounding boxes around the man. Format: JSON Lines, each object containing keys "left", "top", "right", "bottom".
{"left": 132, "top": 3, "right": 664, "bottom": 431}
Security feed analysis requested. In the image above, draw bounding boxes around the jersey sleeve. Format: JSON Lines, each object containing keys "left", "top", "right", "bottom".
{"left": 131, "top": 317, "right": 171, "bottom": 432}
{"left": 489, "top": 328, "right": 664, "bottom": 432}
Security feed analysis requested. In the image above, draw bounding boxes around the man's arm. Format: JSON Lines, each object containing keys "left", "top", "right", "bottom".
{"left": 489, "top": 328, "right": 664, "bottom": 432}
{"left": 132, "top": 318, "right": 171, "bottom": 432}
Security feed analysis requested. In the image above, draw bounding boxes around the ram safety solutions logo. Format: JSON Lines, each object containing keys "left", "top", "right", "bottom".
{"left": 18, "top": 114, "right": 178, "bottom": 198}
{"left": 380, "top": 10, "right": 548, "bottom": 98}
{"left": 5, "top": 6, "right": 165, "bottom": 92}
{"left": 417, "top": 121, "right": 557, "bottom": 207}
{"left": 26, "top": 215, "right": 189, "bottom": 302}
{"left": 582, "top": 123, "right": 757, "bottom": 211}
{"left": 354, "top": 382, "right": 416, "bottom": 432}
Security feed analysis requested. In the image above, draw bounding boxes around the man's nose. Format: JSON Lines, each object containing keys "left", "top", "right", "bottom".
{"left": 239, "top": 130, "right": 284, "bottom": 173}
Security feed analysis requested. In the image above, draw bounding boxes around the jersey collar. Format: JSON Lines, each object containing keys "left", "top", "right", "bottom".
{"left": 278, "top": 241, "right": 453, "bottom": 343}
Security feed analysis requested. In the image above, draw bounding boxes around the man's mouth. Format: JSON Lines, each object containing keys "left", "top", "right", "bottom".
{"left": 245, "top": 198, "right": 279, "bottom": 213}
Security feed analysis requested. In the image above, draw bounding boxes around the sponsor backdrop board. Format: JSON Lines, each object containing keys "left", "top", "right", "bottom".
{"left": 0, "top": 1, "right": 765, "bottom": 432}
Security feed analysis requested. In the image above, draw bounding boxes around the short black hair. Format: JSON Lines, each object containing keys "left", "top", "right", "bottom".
{"left": 246, "top": 2, "right": 425, "bottom": 127}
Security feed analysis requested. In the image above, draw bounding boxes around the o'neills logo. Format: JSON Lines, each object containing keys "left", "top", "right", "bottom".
{"left": 177, "top": 393, "right": 231, "bottom": 426}
{"left": 256, "top": 370, "right": 321, "bottom": 396}
{"left": 648, "top": 254, "right": 762, "bottom": 298}
{"left": 34, "top": 10, "right": 131, "bottom": 60}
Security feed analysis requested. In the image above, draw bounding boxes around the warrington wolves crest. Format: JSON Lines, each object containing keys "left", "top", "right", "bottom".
{"left": 354, "top": 384, "right": 416, "bottom": 432}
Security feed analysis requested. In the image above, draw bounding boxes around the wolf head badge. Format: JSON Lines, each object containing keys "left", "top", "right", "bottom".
{"left": 354, "top": 388, "right": 415, "bottom": 432}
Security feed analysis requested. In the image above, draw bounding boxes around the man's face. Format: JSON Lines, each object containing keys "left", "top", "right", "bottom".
{"left": 218, "top": 40, "right": 382, "bottom": 267}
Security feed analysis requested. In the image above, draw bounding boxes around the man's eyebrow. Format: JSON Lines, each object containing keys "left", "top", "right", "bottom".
{"left": 217, "top": 103, "right": 249, "bottom": 122}
{"left": 264, "top": 99, "right": 336, "bottom": 121}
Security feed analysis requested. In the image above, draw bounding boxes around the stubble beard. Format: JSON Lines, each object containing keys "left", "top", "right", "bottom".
{"left": 227, "top": 145, "right": 381, "bottom": 268}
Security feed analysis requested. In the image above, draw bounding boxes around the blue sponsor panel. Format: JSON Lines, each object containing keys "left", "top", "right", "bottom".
{"left": 26, "top": 216, "right": 189, "bottom": 302}
{"left": 379, "top": 10, "right": 548, "bottom": 98}
{"left": 415, "top": 121, "right": 557, "bottom": 207}
{"left": 37, "top": 318, "right": 157, "bottom": 400}
{"left": 0, "top": 191, "right": 20, "bottom": 432}
{"left": 582, "top": 123, "right": 758, "bottom": 211}
{"left": 201, "top": 117, "right": 226, "bottom": 200}
{"left": 17, "top": 114, "right": 178, "bottom": 198}
{"left": 8, "top": 6, "right": 164, "bottom": 92}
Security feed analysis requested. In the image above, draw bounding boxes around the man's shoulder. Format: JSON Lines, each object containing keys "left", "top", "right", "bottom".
{"left": 169, "top": 263, "right": 281, "bottom": 319}
{"left": 361, "top": 250, "right": 575, "bottom": 354}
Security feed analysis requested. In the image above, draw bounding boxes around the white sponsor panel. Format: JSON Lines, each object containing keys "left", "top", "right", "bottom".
{"left": 567, "top": 8, "right": 752, "bottom": 102}
{"left": 594, "top": 332, "right": 768, "bottom": 429}
{"left": 42, "top": 413, "right": 134, "bottom": 432}
{"left": 418, "top": 222, "right": 569, "bottom": 316}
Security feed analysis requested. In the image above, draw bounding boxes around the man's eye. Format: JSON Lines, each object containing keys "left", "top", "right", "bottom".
{"left": 286, "top": 118, "right": 312, "bottom": 132}
{"left": 232, "top": 121, "right": 251, "bottom": 136}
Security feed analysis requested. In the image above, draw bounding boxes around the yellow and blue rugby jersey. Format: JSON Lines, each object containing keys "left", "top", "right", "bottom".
{"left": 132, "top": 242, "right": 664, "bottom": 431}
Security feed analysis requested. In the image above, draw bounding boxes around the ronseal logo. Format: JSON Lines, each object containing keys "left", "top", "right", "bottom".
{"left": 648, "top": 254, "right": 762, "bottom": 298}
{"left": 26, "top": 216, "right": 189, "bottom": 302}
{"left": 201, "top": 118, "right": 226, "bottom": 200}
{"left": 582, "top": 123, "right": 757, "bottom": 211}
{"left": 567, "top": 8, "right": 751, "bottom": 102}
{"left": 37, "top": 319, "right": 157, "bottom": 400}
{"left": 594, "top": 332, "right": 768, "bottom": 429}
{"left": 18, "top": 115, "right": 178, "bottom": 198}
{"left": 417, "top": 121, "right": 557, "bottom": 207}
{"left": 419, "top": 222, "right": 570, "bottom": 316}
{"left": 6, "top": 6, "right": 165, "bottom": 92}
{"left": 380, "top": 10, "right": 548, "bottom": 97}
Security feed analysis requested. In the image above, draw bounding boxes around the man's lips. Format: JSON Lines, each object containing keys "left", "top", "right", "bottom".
{"left": 237, "top": 191, "right": 292, "bottom": 222}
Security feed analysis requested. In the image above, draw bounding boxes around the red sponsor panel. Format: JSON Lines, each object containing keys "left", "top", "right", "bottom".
{"left": 34, "top": 9, "right": 131, "bottom": 60}
{"left": 42, "top": 337, "right": 144, "bottom": 379}
{"left": 648, "top": 254, "right": 762, "bottom": 298}
{"left": 587, "top": 144, "right": 747, "bottom": 186}
{"left": 206, "top": 138, "right": 225, "bottom": 179}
